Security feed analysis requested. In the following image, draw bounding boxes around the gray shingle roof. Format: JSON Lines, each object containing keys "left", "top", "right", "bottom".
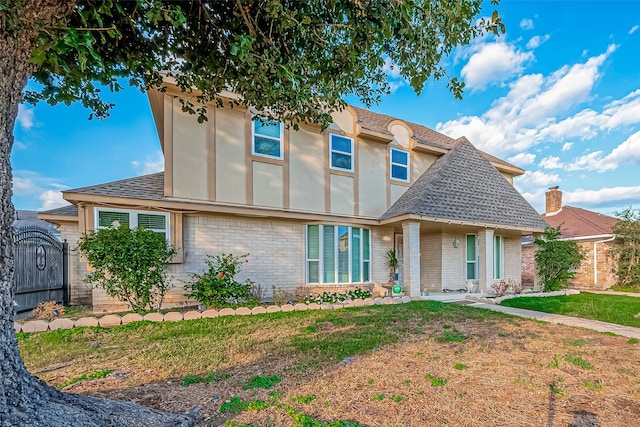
{"left": 65, "top": 173, "right": 165, "bottom": 201}
{"left": 352, "top": 106, "right": 520, "bottom": 172}
{"left": 380, "top": 138, "right": 549, "bottom": 230}
{"left": 39, "top": 204, "right": 79, "bottom": 217}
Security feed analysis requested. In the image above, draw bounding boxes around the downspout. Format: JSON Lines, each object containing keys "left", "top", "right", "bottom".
{"left": 593, "top": 236, "right": 616, "bottom": 286}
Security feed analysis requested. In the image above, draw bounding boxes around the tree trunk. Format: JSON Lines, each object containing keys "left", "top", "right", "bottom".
{"left": 0, "top": 3, "right": 193, "bottom": 426}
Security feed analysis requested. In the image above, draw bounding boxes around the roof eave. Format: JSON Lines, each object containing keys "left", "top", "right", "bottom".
{"left": 379, "top": 213, "right": 546, "bottom": 234}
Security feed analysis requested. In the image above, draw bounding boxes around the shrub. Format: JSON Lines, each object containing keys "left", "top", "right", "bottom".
{"left": 535, "top": 226, "right": 584, "bottom": 291}
{"left": 185, "top": 253, "right": 253, "bottom": 308}
{"left": 490, "top": 279, "right": 524, "bottom": 296}
{"left": 299, "top": 287, "right": 372, "bottom": 304}
{"left": 610, "top": 207, "right": 640, "bottom": 287}
{"left": 271, "top": 286, "right": 291, "bottom": 306}
{"left": 77, "top": 224, "right": 176, "bottom": 313}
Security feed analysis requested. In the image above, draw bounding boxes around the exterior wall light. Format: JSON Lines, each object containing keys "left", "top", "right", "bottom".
{"left": 453, "top": 237, "right": 460, "bottom": 248}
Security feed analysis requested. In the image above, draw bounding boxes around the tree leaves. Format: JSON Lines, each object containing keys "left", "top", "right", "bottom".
{"left": 13, "top": 0, "right": 504, "bottom": 125}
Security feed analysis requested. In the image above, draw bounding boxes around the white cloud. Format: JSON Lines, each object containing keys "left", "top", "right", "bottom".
{"left": 565, "top": 185, "right": 640, "bottom": 209}
{"left": 17, "top": 105, "right": 34, "bottom": 130}
{"left": 539, "top": 155, "right": 563, "bottom": 169}
{"left": 562, "top": 142, "right": 573, "bottom": 151}
{"left": 508, "top": 152, "right": 536, "bottom": 166}
{"left": 38, "top": 190, "right": 67, "bottom": 211}
{"left": 131, "top": 151, "right": 164, "bottom": 175}
{"left": 520, "top": 18, "right": 534, "bottom": 30}
{"left": 382, "top": 58, "right": 402, "bottom": 79}
{"left": 461, "top": 42, "right": 534, "bottom": 91}
{"left": 388, "top": 80, "right": 405, "bottom": 94}
{"left": 526, "top": 34, "right": 550, "bottom": 49}
{"left": 437, "top": 45, "right": 618, "bottom": 157}
{"left": 12, "top": 176, "right": 39, "bottom": 195}
{"left": 566, "top": 130, "right": 640, "bottom": 172}
{"left": 629, "top": 25, "right": 639, "bottom": 35}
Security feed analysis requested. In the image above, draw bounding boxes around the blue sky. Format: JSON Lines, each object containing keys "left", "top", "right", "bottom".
{"left": 12, "top": 1, "right": 640, "bottom": 216}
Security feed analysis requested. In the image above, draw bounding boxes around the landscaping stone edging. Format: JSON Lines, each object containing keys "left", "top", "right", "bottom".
{"left": 14, "top": 296, "right": 413, "bottom": 334}
{"left": 465, "top": 289, "right": 580, "bottom": 305}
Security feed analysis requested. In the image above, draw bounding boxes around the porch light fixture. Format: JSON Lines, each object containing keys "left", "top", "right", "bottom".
{"left": 452, "top": 238, "right": 460, "bottom": 248}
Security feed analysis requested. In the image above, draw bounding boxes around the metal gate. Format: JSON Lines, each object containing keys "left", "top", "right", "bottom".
{"left": 13, "top": 225, "right": 68, "bottom": 318}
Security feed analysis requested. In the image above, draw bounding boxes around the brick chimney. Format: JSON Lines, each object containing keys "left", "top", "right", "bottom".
{"left": 545, "top": 186, "right": 562, "bottom": 214}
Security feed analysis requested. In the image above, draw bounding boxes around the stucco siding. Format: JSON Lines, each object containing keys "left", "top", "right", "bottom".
{"left": 358, "top": 142, "right": 387, "bottom": 217}
{"left": 172, "top": 98, "right": 208, "bottom": 200}
{"left": 252, "top": 162, "right": 283, "bottom": 208}
{"left": 289, "top": 127, "right": 325, "bottom": 212}
{"left": 390, "top": 184, "right": 407, "bottom": 207}
{"left": 330, "top": 174, "right": 355, "bottom": 216}
{"left": 215, "top": 108, "right": 247, "bottom": 204}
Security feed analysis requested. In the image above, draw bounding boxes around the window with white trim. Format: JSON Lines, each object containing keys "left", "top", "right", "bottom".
{"left": 494, "top": 235, "right": 504, "bottom": 279}
{"left": 95, "top": 208, "right": 170, "bottom": 241}
{"left": 252, "top": 119, "right": 283, "bottom": 159}
{"left": 390, "top": 148, "right": 409, "bottom": 181}
{"left": 306, "top": 225, "right": 370, "bottom": 284}
{"left": 466, "top": 234, "right": 478, "bottom": 280}
{"left": 329, "top": 134, "right": 354, "bottom": 171}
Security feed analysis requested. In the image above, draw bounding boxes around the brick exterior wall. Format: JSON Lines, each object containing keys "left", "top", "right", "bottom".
{"left": 521, "top": 243, "right": 536, "bottom": 286}
{"left": 572, "top": 240, "right": 617, "bottom": 290}
{"left": 58, "top": 222, "right": 92, "bottom": 305}
{"left": 521, "top": 240, "right": 617, "bottom": 291}
{"left": 63, "top": 214, "right": 394, "bottom": 312}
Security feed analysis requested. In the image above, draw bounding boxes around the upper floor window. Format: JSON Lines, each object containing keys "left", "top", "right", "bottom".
{"left": 330, "top": 134, "right": 353, "bottom": 171}
{"left": 390, "top": 148, "right": 409, "bottom": 181}
{"left": 253, "top": 119, "right": 283, "bottom": 159}
{"left": 95, "top": 208, "right": 170, "bottom": 242}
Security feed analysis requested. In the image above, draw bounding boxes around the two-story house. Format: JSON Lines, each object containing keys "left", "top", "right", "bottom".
{"left": 40, "top": 79, "right": 548, "bottom": 312}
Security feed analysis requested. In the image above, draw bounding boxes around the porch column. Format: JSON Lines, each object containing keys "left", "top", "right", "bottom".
{"left": 478, "top": 228, "right": 494, "bottom": 292}
{"left": 402, "top": 221, "right": 421, "bottom": 298}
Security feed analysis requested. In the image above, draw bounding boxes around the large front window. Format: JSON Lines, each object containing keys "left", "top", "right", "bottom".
{"left": 306, "top": 225, "right": 370, "bottom": 283}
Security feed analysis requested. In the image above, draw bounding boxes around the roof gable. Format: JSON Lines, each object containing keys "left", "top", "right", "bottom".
{"left": 351, "top": 106, "right": 522, "bottom": 174}
{"left": 380, "top": 138, "right": 549, "bottom": 230}
{"left": 542, "top": 206, "right": 618, "bottom": 238}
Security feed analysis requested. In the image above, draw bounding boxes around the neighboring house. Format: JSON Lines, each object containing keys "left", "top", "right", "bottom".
{"left": 522, "top": 186, "right": 619, "bottom": 290}
{"left": 39, "top": 80, "right": 547, "bottom": 312}
{"left": 14, "top": 210, "right": 60, "bottom": 239}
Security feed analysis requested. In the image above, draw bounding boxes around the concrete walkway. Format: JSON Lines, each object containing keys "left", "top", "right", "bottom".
{"left": 468, "top": 302, "right": 640, "bottom": 339}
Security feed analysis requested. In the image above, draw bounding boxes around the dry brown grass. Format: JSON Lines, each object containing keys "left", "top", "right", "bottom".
{"left": 19, "top": 302, "right": 640, "bottom": 426}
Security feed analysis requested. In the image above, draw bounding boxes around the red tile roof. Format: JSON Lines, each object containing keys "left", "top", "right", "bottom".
{"left": 541, "top": 206, "right": 618, "bottom": 238}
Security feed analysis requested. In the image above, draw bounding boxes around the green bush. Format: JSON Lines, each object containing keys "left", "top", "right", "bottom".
{"left": 534, "top": 226, "right": 584, "bottom": 291}
{"left": 185, "top": 253, "right": 254, "bottom": 308}
{"left": 302, "top": 287, "right": 371, "bottom": 304}
{"left": 77, "top": 224, "right": 176, "bottom": 313}
{"left": 610, "top": 207, "right": 640, "bottom": 287}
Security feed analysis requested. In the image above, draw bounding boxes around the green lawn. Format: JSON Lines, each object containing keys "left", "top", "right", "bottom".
{"left": 500, "top": 292, "right": 640, "bottom": 327}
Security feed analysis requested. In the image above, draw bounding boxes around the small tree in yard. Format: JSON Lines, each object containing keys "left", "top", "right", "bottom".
{"left": 610, "top": 207, "right": 640, "bottom": 287}
{"left": 78, "top": 224, "right": 176, "bottom": 313}
{"left": 186, "top": 253, "right": 253, "bottom": 308}
{"left": 535, "top": 226, "right": 584, "bottom": 292}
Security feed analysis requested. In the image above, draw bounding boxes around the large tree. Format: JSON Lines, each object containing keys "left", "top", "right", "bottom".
{"left": 0, "top": 1, "right": 502, "bottom": 425}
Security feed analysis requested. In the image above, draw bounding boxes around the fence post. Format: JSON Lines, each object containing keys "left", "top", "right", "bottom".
{"left": 62, "top": 239, "right": 69, "bottom": 305}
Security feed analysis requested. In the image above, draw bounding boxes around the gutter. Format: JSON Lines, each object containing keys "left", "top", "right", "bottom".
{"left": 593, "top": 235, "right": 617, "bottom": 286}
